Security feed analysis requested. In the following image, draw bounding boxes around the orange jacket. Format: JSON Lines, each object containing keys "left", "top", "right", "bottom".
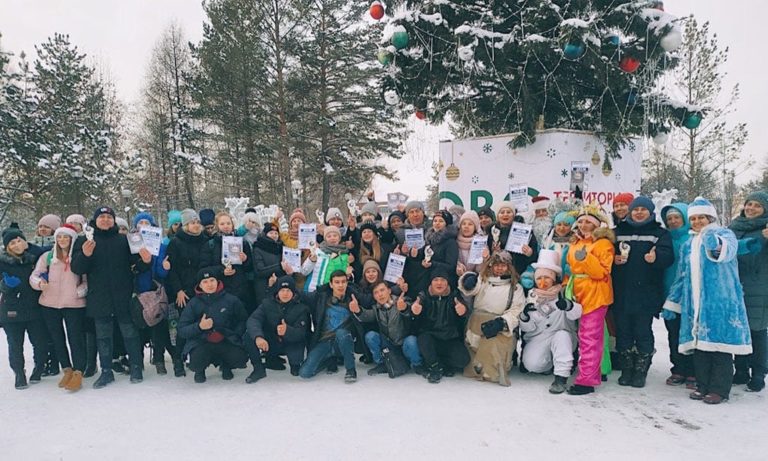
{"left": 566, "top": 228, "right": 615, "bottom": 315}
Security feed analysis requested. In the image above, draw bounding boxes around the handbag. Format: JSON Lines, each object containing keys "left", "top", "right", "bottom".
{"left": 382, "top": 346, "right": 410, "bottom": 378}
{"left": 131, "top": 281, "right": 169, "bottom": 329}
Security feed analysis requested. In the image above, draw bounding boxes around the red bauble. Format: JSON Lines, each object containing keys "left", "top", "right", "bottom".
{"left": 370, "top": 1, "right": 385, "bottom": 20}
{"left": 415, "top": 110, "right": 426, "bottom": 120}
{"left": 619, "top": 56, "right": 641, "bottom": 73}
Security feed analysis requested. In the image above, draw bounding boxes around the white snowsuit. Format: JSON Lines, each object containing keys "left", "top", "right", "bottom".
{"left": 519, "top": 294, "right": 582, "bottom": 377}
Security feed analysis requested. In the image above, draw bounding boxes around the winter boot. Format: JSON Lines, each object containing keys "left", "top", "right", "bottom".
{"left": 665, "top": 374, "right": 686, "bottom": 386}
{"left": 29, "top": 366, "right": 44, "bottom": 384}
{"left": 617, "top": 351, "right": 635, "bottom": 386}
{"left": 412, "top": 365, "right": 428, "bottom": 377}
{"left": 221, "top": 367, "right": 234, "bottom": 380}
{"left": 733, "top": 367, "right": 750, "bottom": 385}
{"left": 325, "top": 361, "right": 338, "bottom": 374}
{"left": 367, "top": 363, "right": 388, "bottom": 376}
{"left": 173, "top": 359, "right": 186, "bottom": 377}
{"left": 194, "top": 371, "right": 207, "bottom": 383}
{"left": 58, "top": 367, "right": 74, "bottom": 388}
{"left": 93, "top": 370, "right": 115, "bottom": 389}
{"left": 112, "top": 359, "right": 127, "bottom": 375}
{"left": 549, "top": 375, "right": 568, "bottom": 394}
{"left": 155, "top": 361, "right": 167, "bottom": 375}
{"left": 65, "top": 371, "right": 83, "bottom": 392}
{"left": 747, "top": 368, "right": 766, "bottom": 392}
{"left": 14, "top": 370, "right": 28, "bottom": 390}
{"left": 246, "top": 368, "right": 266, "bottom": 384}
{"left": 344, "top": 368, "right": 357, "bottom": 384}
{"left": 290, "top": 365, "right": 300, "bottom": 377}
{"left": 83, "top": 333, "right": 98, "bottom": 378}
{"left": 631, "top": 352, "right": 653, "bottom": 388}
{"left": 264, "top": 356, "right": 286, "bottom": 371}
{"left": 567, "top": 384, "right": 594, "bottom": 395}
{"left": 129, "top": 365, "right": 143, "bottom": 384}
{"left": 703, "top": 393, "right": 728, "bottom": 404}
{"left": 426, "top": 364, "right": 442, "bottom": 384}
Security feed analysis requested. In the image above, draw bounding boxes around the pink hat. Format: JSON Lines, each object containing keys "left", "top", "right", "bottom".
{"left": 289, "top": 208, "right": 307, "bottom": 225}
{"left": 38, "top": 214, "right": 61, "bottom": 231}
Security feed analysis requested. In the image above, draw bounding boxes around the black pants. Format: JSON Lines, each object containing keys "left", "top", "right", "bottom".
{"left": 151, "top": 318, "right": 180, "bottom": 363}
{"left": 94, "top": 317, "right": 142, "bottom": 372}
{"left": 244, "top": 331, "right": 305, "bottom": 368}
{"left": 694, "top": 350, "right": 733, "bottom": 398}
{"left": 734, "top": 329, "right": 767, "bottom": 377}
{"left": 41, "top": 308, "right": 86, "bottom": 371}
{"left": 188, "top": 342, "right": 248, "bottom": 372}
{"left": 614, "top": 309, "right": 654, "bottom": 355}
{"left": 417, "top": 333, "right": 470, "bottom": 370}
{"left": 4, "top": 320, "right": 49, "bottom": 373}
{"left": 664, "top": 316, "right": 695, "bottom": 377}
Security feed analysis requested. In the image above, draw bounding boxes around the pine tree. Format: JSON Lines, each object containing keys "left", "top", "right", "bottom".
{"left": 379, "top": 0, "right": 685, "bottom": 156}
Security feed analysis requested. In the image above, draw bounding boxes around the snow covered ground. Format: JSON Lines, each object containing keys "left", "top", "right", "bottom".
{"left": 0, "top": 319, "right": 764, "bottom": 461}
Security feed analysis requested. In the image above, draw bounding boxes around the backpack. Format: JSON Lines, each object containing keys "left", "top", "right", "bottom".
{"left": 382, "top": 346, "right": 410, "bottom": 378}
{"left": 131, "top": 281, "right": 169, "bottom": 329}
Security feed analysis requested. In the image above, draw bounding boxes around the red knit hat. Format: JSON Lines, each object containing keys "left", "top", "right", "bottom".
{"left": 531, "top": 195, "right": 551, "bottom": 211}
{"left": 613, "top": 193, "right": 635, "bottom": 206}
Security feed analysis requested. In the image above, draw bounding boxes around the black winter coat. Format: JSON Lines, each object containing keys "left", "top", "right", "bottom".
{"left": 177, "top": 285, "right": 248, "bottom": 356}
{"left": 413, "top": 289, "right": 467, "bottom": 341}
{"left": 251, "top": 236, "right": 286, "bottom": 306}
{"left": 71, "top": 226, "right": 148, "bottom": 320}
{"left": 199, "top": 233, "right": 253, "bottom": 303}
{"left": 246, "top": 295, "right": 310, "bottom": 344}
{"left": 730, "top": 216, "right": 768, "bottom": 330}
{"left": 300, "top": 284, "right": 369, "bottom": 350}
{"left": 0, "top": 250, "right": 42, "bottom": 323}
{"left": 352, "top": 240, "right": 394, "bottom": 282}
{"left": 612, "top": 220, "right": 674, "bottom": 315}
{"left": 165, "top": 229, "right": 209, "bottom": 300}
{"left": 486, "top": 219, "right": 539, "bottom": 276}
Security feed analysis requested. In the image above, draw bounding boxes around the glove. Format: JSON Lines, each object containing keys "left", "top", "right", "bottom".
{"left": 702, "top": 231, "right": 720, "bottom": 251}
{"left": 2, "top": 272, "right": 21, "bottom": 289}
{"left": 461, "top": 272, "right": 478, "bottom": 291}
{"left": 520, "top": 276, "right": 534, "bottom": 290}
{"left": 480, "top": 317, "right": 507, "bottom": 339}
{"left": 555, "top": 294, "right": 573, "bottom": 311}
{"left": 660, "top": 309, "right": 677, "bottom": 321}
{"left": 737, "top": 237, "right": 762, "bottom": 256}
{"left": 519, "top": 303, "right": 535, "bottom": 322}
{"left": 41, "top": 272, "right": 49, "bottom": 282}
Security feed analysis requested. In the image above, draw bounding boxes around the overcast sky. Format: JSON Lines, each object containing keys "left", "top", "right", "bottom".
{"left": 1, "top": 0, "right": 765, "bottom": 200}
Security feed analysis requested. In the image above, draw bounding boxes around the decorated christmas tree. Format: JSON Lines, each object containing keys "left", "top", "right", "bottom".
{"left": 372, "top": 0, "right": 699, "bottom": 157}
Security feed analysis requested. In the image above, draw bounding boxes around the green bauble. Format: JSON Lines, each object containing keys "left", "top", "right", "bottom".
{"left": 392, "top": 31, "right": 409, "bottom": 50}
{"left": 377, "top": 49, "right": 393, "bottom": 66}
{"left": 682, "top": 112, "right": 702, "bottom": 130}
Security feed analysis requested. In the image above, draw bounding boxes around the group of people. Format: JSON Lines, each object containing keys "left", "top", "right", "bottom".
{"left": 1, "top": 190, "right": 765, "bottom": 405}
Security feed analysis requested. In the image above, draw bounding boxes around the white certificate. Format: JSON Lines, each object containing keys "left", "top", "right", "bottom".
{"left": 509, "top": 183, "right": 529, "bottom": 213}
{"left": 383, "top": 254, "right": 406, "bottom": 283}
{"left": 139, "top": 226, "right": 163, "bottom": 257}
{"left": 468, "top": 236, "right": 487, "bottom": 264}
{"left": 404, "top": 228, "right": 425, "bottom": 250}
{"left": 505, "top": 222, "right": 533, "bottom": 254}
{"left": 282, "top": 248, "right": 302, "bottom": 273}
{"left": 222, "top": 236, "right": 244, "bottom": 265}
{"left": 298, "top": 223, "right": 317, "bottom": 250}
{"left": 127, "top": 232, "right": 144, "bottom": 255}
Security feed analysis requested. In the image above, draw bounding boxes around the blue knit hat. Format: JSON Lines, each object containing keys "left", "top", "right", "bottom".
{"left": 628, "top": 196, "right": 655, "bottom": 214}
{"left": 167, "top": 210, "right": 182, "bottom": 227}
{"left": 132, "top": 212, "right": 157, "bottom": 229}
{"left": 199, "top": 208, "right": 216, "bottom": 226}
{"left": 688, "top": 197, "right": 718, "bottom": 220}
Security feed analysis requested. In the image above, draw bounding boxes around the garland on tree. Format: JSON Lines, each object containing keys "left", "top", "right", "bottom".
{"left": 370, "top": 0, "right": 702, "bottom": 158}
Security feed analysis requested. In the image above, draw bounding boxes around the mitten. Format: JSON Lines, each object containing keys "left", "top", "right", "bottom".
{"left": 556, "top": 294, "right": 573, "bottom": 311}
{"left": 2, "top": 272, "right": 21, "bottom": 289}
{"left": 461, "top": 272, "right": 478, "bottom": 291}
{"left": 480, "top": 317, "right": 506, "bottom": 339}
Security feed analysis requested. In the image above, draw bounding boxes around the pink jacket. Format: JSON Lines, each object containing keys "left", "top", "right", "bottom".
{"left": 30, "top": 251, "right": 87, "bottom": 309}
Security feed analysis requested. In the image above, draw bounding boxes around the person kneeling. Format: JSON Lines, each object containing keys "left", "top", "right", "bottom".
{"left": 359, "top": 281, "right": 423, "bottom": 377}
{"left": 246, "top": 276, "right": 310, "bottom": 381}
{"left": 519, "top": 249, "right": 582, "bottom": 394}
{"left": 412, "top": 268, "right": 470, "bottom": 384}
{"left": 178, "top": 270, "right": 249, "bottom": 383}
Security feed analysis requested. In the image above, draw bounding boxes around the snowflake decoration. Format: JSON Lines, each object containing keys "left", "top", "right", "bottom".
{"left": 615, "top": 173, "right": 622, "bottom": 181}
{"left": 483, "top": 143, "right": 493, "bottom": 154}
{"left": 628, "top": 143, "right": 637, "bottom": 152}
{"left": 471, "top": 175, "right": 479, "bottom": 184}
{"left": 507, "top": 172, "right": 515, "bottom": 180}
{"left": 546, "top": 148, "right": 557, "bottom": 159}
{"left": 561, "top": 169, "right": 568, "bottom": 177}
{"left": 729, "top": 318, "right": 744, "bottom": 329}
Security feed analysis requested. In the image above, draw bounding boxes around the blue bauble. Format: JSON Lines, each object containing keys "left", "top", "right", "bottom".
{"left": 607, "top": 35, "right": 620, "bottom": 46}
{"left": 563, "top": 42, "right": 586, "bottom": 60}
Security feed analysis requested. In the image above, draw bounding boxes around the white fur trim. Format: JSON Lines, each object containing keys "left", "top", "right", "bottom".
{"left": 705, "top": 236, "right": 728, "bottom": 263}
{"left": 690, "top": 232, "right": 702, "bottom": 342}
{"left": 663, "top": 300, "right": 681, "bottom": 314}
{"left": 679, "top": 340, "right": 752, "bottom": 356}
{"left": 688, "top": 204, "right": 718, "bottom": 220}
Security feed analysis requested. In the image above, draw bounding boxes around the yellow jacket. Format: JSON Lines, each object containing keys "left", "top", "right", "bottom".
{"left": 566, "top": 228, "right": 615, "bottom": 315}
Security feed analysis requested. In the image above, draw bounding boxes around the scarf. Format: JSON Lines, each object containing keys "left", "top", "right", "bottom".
{"left": 730, "top": 214, "right": 768, "bottom": 233}
{"left": 456, "top": 232, "right": 474, "bottom": 251}
{"left": 533, "top": 284, "right": 561, "bottom": 304}
{"left": 319, "top": 242, "right": 348, "bottom": 256}
{"left": 627, "top": 213, "right": 656, "bottom": 228}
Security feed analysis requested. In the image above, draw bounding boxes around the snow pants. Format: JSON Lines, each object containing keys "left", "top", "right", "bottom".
{"left": 574, "top": 306, "right": 607, "bottom": 387}
{"left": 694, "top": 350, "right": 733, "bottom": 399}
{"left": 522, "top": 330, "right": 575, "bottom": 378}
{"left": 665, "top": 315, "right": 695, "bottom": 378}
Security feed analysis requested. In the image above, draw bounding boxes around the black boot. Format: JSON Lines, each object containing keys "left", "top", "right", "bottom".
{"left": 29, "top": 366, "right": 44, "bottom": 384}
{"left": 567, "top": 384, "right": 594, "bottom": 395}
{"left": 426, "top": 364, "right": 442, "bottom": 384}
{"left": 130, "top": 365, "right": 143, "bottom": 383}
{"left": 631, "top": 352, "right": 652, "bottom": 388}
{"left": 747, "top": 367, "right": 766, "bottom": 392}
{"left": 83, "top": 333, "right": 98, "bottom": 378}
{"left": 733, "top": 367, "right": 750, "bottom": 385}
{"left": 549, "top": 375, "right": 568, "bottom": 394}
{"left": 344, "top": 368, "right": 357, "bottom": 384}
{"left": 14, "top": 370, "right": 28, "bottom": 390}
{"left": 93, "top": 370, "right": 115, "bottom": 389}
{"left": 194, "top": 371, "right": 206, "bottom": 383}
{"left": 221, "top": 367, "right": 234, "bottom": 380}
{"left": 246, "top": 368, "right": 266, "bottom": 384}
{"left": 155, "top": 361, "right": 167, "bottom": 375}
{"left": 617, "top": 351, "right": 635, "bottom": 386}
{"left": 264, "top": 356, "right": 286, "bottom": 370}
{"left": 367, "top": 363, "right": 388, "bottom": 376}
{"left": 173, "top": 359, "right": 186, "bottom": 377}
{"left": 290, "top": 365, "right": 300, "bottom": 377}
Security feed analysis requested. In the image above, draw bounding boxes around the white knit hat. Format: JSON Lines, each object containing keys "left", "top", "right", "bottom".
{"left": 531, "top": 248, "right": 563, "bottom": 279}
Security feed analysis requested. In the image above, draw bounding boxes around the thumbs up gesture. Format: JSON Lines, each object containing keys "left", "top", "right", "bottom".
{"left": 454, "top": 297, "right": 467, "bottom": 316}
{"left": 199, "top": 313, "right": 214, "bottom": 330}
{"left": 349, "top": 294, "right": 360, "bottom": 314}
{"left": 268, "top": 273, "right": 277, "bottom": 287}
{"left": 411, "top": 297, "right": 423, "bottom": 316}
{"left": 396, "top": 292, "right": 407, "bottom": 311}
{"left": 644, "top": 246, "right": 657, "bottom": 264}
{"left": 277, "top": 319, "right": 287, "bottom": 337}
{"left": 162, "top": 256, "right": 171, "bottom": 271}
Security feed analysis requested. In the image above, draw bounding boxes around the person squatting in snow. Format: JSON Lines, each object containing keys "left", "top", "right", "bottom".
{"left": 1, "top": 193, "right": 766, "bottom": 406}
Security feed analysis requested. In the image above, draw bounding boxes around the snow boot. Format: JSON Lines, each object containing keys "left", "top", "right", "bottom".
{"left": 14, "top": 370, "right": 28, "bottom": 390}
{"left": 58, "top": 367, "right": 74, "bottom": 388}
{"left": 367, "top": 363, "right": 388, "bottom": 376}
{"left": 426, "top": 364, "right": 442, "bottom": 384}
{"left": 747, "top": 367, "right": 766, "bottom": 392}
{"left": 344, "top": 368, "right": 357, "bottom": 384}
{"left": 29, "top": 366, "right": 44, "bottom": 384}
{"left": 194, "top": 371, "right": 206, "bottom": 383}
{"left": 549, "top": 375, "right": 568, "bottom": 394}
{"left": 264, "top": 356, "right": 286, "bottom": 370}
{"left": 290, "top": 365, "right": 300, "bottom": 377}
{"left": 631, "top": 352, "right": 652, "bottom": 388}
{"left": 703, "top": 393, "right": 728, "bottom": 404}
{"left": 617, "top": 351, "right": 634, "bottom": 386}
{"left": 246, "top": 368, "right": 266, "bottom": 384}
{"left": 173, "top": 359, "right": 186, "bottom": 377}
{"left": 65, "top": 371, "right": 83, "bottom": 392}
{"left": 83, "top": 333, "right": 98, "bottom": 378}
{"left": 155, "top": 361, "right": 167, "bottom": 375}
{"left": 93, "top": 370, "right": 115, "bottom": 389}
{"left": 221, "top": 367, "right": 234, "bottom": 380}
{"left": 129, "top": 365, "right": 143, "bottom": 384}
{"left": 665, "top": 373, "right": 686, "bottom": 386}
{"left": 325, "top": 361, "right": 338, "bottom": 374}
{"left": 567, "top": 384, "right": 594, "bottom": 395}
{"left": 733, "top": 366, "right": 750, "bottom": 385}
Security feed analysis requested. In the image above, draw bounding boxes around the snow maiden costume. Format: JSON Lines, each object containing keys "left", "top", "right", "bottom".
{"left": 663, "top": 197, "right": 752, "bottom": 404}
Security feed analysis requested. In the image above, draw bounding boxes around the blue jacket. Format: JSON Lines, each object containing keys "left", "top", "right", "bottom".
{"left": 660, "top": 203, "right": 691, "bottom": 297}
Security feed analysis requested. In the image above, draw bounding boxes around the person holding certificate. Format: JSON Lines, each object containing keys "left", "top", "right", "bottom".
{"left": 485, "top": 201, "right": 538, "bottom": 277}
{"left": 199, "top": 212, "right": 253, "bottom": 312}
{"left": 456, "top": 210, "right": 484, "bottom": 277}
{"left": 251, "top": 223, "right": 287, "bottom": 307}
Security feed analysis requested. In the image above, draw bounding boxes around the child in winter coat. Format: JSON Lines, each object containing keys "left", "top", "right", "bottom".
{"left": 1, "top": 228, "right": 49, "bottom": 390}
{"left": 663, "top": 197, "right": 752, "bottom": 404}
{"left": 302, "top": 225, "right": 352, "bottom": 292}
{"left": 519, "top": 249, "right": 582, "bottom": 394}
{"left": 459, "top": 251, "right": 525, "bottom": 386}
{"left": 30, "top": 224, "right": 88, "bottom": 391}
{"left": 178, "top": 270, "right": 250, "bottom": 383}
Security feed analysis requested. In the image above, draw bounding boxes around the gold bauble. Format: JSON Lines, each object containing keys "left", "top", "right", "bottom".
{"left": 602, "top": 163, "right": 612, "bottom": 176}
{"left": 446, "top": 163, "right": 460, "bottom": 181}
{"left": 591, "top": 149, "right": 601, "bottom": 165}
